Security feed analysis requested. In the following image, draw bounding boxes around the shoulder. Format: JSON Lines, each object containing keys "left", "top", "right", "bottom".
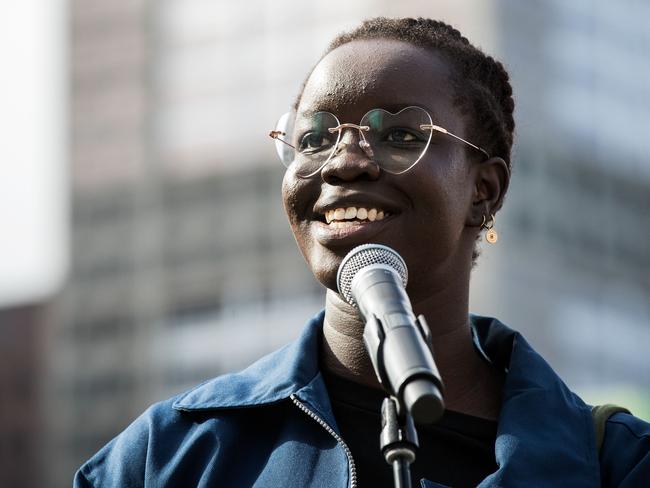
{"left": 600, "top": 411, "right": 650, "bottom": 486}
{"left": 74, "top": 394, "right": 191, "bottom": 487}
{"left": 73, "top": 384, "right": 269, "bottom": 488}
{"left": 73, "top": 312, "right": 326, "bottom": 487}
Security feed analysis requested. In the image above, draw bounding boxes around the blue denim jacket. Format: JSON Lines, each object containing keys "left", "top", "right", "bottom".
{"left": 74, "top": 312, "right": 649, "bottom": 487}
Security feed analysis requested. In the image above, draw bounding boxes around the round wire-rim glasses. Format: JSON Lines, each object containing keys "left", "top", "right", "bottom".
{"left": 269, "top": 106, "right": 490, "bottom": 178}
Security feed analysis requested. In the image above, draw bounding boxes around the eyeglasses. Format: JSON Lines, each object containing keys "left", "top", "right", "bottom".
{"left": 269, "top": 106, "right": 490, "bottom": 178}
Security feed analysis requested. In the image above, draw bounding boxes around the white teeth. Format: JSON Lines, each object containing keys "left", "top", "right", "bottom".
{"left": 323, "top": 206, "right": 390, "bottom": 225}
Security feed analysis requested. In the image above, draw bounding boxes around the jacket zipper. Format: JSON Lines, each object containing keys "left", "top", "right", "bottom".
{"left": 290, "top": 394, "right": 358, "bottom": 488}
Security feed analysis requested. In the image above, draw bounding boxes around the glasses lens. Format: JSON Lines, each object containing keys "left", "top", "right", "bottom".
{"left": 273, "top": 111, "right": 340, "bottom": 177}
{"left": 292, "top": 111, "right": 340, "bottom": 177}
{"left": 360, "top": 106, "right": 433, "bottom": 174}
{"left": 273, "top": 112, "right": 296, "bottom": 167}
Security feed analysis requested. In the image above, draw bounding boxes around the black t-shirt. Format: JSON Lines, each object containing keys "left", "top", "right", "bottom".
{"left": 323, "top": 371, "right": 498, "bottom": 488}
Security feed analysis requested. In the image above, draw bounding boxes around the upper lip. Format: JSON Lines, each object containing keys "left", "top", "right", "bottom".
{"left": 313, "top": 192, "right": 401, "bottom": 218}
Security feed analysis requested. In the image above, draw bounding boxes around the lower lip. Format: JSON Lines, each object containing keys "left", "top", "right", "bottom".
{"left": 313, "top": 217, "right": 394, "bottom": 247}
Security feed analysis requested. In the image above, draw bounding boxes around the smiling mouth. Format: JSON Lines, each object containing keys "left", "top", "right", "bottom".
{"left": 320, "top": 206, "right": 391, "bottom": 229}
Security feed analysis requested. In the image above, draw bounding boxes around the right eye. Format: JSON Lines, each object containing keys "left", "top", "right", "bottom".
{"left": 384, "top": 127, "right": 427, "bottom": 146}
{"left": 298, "top": 132, "right": 334, "bottom": 153}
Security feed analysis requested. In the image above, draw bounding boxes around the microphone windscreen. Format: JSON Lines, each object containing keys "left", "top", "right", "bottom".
{"left": 336, "top": 244, "right": 408, "bottom": 307}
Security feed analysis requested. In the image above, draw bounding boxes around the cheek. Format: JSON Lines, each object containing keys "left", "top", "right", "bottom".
{"left": 281, "top": 173, "right": 302, "bottom": 227}
{"left": 281, "top": 172, "right": 340, "bottom": 290}
{"left": 281, "top": 173, "right": 314, "bottom": 253}
{"left": 413, "top": 160, "right": 467, "bottom": 220}
{"left": 407, "top": 161, "right": 473, "bottom": 250}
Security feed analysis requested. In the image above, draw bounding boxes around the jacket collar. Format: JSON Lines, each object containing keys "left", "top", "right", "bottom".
{"left": 471, "top": 315, "right": 600, "bottom": 487}
{"left": 172, "top": 310, "right": 324, "bottom": 411}
{"left": 173, "top": 310, "right": 600, "bottom": 486}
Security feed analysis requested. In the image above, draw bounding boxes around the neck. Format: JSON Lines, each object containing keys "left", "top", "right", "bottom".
{"left": 320, "top": 283, "right": 503, "bottom": 420}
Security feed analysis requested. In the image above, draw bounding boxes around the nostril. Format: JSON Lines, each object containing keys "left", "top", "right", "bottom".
{"left": 320, "top": 158, "right": 381, "bottom": 184}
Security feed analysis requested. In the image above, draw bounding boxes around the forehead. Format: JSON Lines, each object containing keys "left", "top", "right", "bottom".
{"left": 298, "top": 39, "right": 457, "bottom": 122}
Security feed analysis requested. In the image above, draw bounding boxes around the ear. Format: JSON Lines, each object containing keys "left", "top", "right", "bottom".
{"left": 467, "top": 157, "right": 510, "bottom": 227}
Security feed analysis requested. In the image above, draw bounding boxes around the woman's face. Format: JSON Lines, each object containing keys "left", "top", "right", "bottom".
{"left": 282, "top": 39, "right": 480, "bottom": 301}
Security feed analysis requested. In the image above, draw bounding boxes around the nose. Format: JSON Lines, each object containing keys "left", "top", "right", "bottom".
{"left": 320, "top": 130, "right": 381, "bottom": 183}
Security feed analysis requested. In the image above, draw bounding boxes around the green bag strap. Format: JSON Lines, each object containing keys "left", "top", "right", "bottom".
{"left": 591, "top": 404, "right": 631, "bottom": 451}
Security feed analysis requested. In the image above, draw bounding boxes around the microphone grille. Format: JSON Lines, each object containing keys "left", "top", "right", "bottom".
{"left": 336, "top": 244, "right": 408, "bottom": 307}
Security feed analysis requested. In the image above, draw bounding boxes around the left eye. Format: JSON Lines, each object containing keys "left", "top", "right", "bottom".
{"left": 386, "top": 129, "right": 421, "bottom": 143}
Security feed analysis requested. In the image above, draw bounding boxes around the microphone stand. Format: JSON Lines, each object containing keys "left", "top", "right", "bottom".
{"left": 363, "top": 313, "right": 445, "bottom": 488}
{"left": 381, "top": 396, "right": 418, "bottom": 488}
{"left": 337, "top": 245, "right": 445, "bottom": 487}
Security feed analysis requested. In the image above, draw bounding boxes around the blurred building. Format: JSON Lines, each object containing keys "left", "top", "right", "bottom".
{"left": 0, "top": 306, "right": 45, "bottom": 488}
{"left": 481, "top": 0, "right": 650, "bottom": 392}
{"left": 39, "top": 1, "right": 649, "bottom": 487}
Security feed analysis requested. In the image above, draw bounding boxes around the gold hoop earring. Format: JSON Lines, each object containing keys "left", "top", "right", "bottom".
{"left": 481, "top": 214, "right": 498, "bottom": 244}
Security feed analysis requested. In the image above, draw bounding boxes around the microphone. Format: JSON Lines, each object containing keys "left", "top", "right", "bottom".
{"left": 337, "top": 244, "right": 444, "bottom": 424}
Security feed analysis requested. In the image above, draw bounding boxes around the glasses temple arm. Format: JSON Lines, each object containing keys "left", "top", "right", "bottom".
{"left": 269, "top": 130, "right": 296, "bottom": 150}
{"left": 421, "top": 124, "right": 490, "bottom": 159}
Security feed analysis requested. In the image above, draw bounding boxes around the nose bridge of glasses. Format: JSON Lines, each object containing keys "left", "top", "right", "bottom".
{"left": 328, "top": 123, "right": 370, "bottom": 133}
{"left": 329, "top": 123, "right": 374, "bottom": 160}
{"left": 329, "top": 124, "right": 370, "bottom": 148}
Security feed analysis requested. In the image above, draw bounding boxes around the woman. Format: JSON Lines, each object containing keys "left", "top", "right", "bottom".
{"left": 75, "top": 18, "right": 649, "bottom": 487}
